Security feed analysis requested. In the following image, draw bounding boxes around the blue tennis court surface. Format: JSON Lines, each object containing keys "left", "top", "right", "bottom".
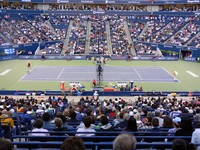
{"left": 21, "top": 66, "right": 179, "bottom": 82}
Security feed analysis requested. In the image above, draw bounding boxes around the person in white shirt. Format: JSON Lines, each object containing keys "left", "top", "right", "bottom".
{"left": 191, "top": 114, "right": 200, "bottom": 150}
{"left": 30, "top": 118, "right": 49, "bottom": 136}
{"left": 76, "top": 116, "right": 95, "bottom": 137}
{"left": 155, "top": 110, "right": 164, "bottom": 127}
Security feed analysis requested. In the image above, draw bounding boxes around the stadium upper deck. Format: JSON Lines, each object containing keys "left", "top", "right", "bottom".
{"left": 0, "top": 1, "right": 199, "bottom": 59}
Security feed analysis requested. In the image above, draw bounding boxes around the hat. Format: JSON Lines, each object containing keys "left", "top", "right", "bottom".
{"left": 133, "top": 109, "right": 138, "bottom": 114}
{"left": 173, "top": 117, "right": 181, "bottom": 124}
{"left": 129, "top": 111, "right": 133, "bottom": 116}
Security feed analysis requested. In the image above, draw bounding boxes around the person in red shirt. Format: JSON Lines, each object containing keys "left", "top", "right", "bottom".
{"left": 92, "top": 79, "right": 96, "bottom": 87}
{"left": 133, "top": 86, "right": 138, "bottom": 91}
{"left": 72, "top": 85, "right": 77, "bottom": 91}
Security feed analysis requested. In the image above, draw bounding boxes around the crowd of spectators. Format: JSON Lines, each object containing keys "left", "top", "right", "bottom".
{"left": 49, "top": 15, "right": 71, "bottom": 41}
{"left": 42, "top": 42, "right": 63, "bottom": 54}
{"left": 1, "top": 95, "right": 200, "bottom": 148}
{"left": 188, "top": 33, "right": 200, "bottom": 48}
{"left": 167, "top": 20, "right": 200, "bottom": 46}
{"left": 89, "top": 16, "right": 108, "bottom": 55}
{"left": 109, "top": 16, "right": 131, "bottom": 55}
{"left": 127, "top": 18, "right": 145, "bottom": 40}
{"left": 66, "top": 15, "right": 87, "bottom": 55}
{"left": 26, "top": 15, "right": 61, "bottom": 42}
{"left": 0, "top": 14, "right": 64, "bottom": 45}
{"left": 161, "top": 5, "right": 200, "bottom": 12}
{"left": 147, "top": 17, "right": 189, "bottom": 44}
{"left": 1, "top": 2, "right": 199, "bottom": 12}
{"left": 0, "top": 18, "right": 32, "bottom": 44}
{"left": 0, "top": 3, "right": 35, "bottom": 10}
{"left": 0, "top": 14, "right": 200, "bottom": 53}
{"left": 134, "top": 43, "right": 156, "bottom": 55}
{"left": 141, "top": 18, "right": 169, "bottom": 42}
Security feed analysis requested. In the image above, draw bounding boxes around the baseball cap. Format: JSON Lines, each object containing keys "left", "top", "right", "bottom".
{"left": 129, "top": 111, "right": 133, "bottom": 116}
{"left": 173, "top": 117, "right": 181, "bottom": 124}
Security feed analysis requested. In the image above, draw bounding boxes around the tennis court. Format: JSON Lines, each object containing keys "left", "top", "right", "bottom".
{"left": 21, "top": 66, "right": 178, "bottom": 82}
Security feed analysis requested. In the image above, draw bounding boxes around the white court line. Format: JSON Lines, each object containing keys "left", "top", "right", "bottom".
{"left": 134, "top": 79, "right": 178, "bottom": 81}
{"left": 160, "top": 66, "right": 180, "bottom": 83}
{"left": 57, "top": 68, "right": 65, "bottom": 79}
{"left": 0, "top": 69, "right": 12, "bottom": 76}
{"left": 19, "top": 66, "right": 38, "bottom": 81}
{"left": 133, "top": 68, "right": 142, "bottom": 80}
{"left": 186, "top": 71, "right": 199, "bottom": 77}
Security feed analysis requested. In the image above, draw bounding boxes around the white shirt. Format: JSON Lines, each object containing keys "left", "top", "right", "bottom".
{"left": 191, "top": 128, "right": 200, "bottom": 150}
{"left": 30, "top": 128, "right": 49, "bottom": 136}
{"left": 76, "top": 127, "right": 95, "bottom": 137}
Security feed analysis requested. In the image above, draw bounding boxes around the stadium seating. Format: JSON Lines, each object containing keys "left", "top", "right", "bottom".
{"left": 0, "top": 14, "right": 200, "bottom": 56}
{"left": 0, "top": 3, "right": 200, "bottom": 150}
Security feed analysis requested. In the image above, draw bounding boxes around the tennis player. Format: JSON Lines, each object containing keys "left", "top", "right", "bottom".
{"left": 27, "top": 61, "right": 31, "bottom": 73}
{"left": 173, "top": 70, "right": 178, "bottom": 78}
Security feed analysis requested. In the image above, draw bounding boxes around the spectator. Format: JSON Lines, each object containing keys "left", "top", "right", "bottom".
{"left": 0, "top": 138, "right": 13, "bottom": 150}
{"left": 67, "top": 111, "right": 79, "bottom": 123}
{"left": 140, "top": 112, "right": 154, "bottom": 129}
{"left": 42, "top": 112, "right": 55, "bottom": 130}
{"left": 133, "top": 86, "right": 138, "bottom": 91}
{"left": 96, "top": 115, "right": 113, "bottom": 131}
{"left": 133, "top": 109, "right": 140, "bottom": 122}
{"left": 30, "top": 118, "right": 49, "bottom": 136}
{"left": 151, "top": 117, "right": 161, "bottom": 131}
{"left": 138, "top": 86, "right": 143, "bottom": 92}
{"left": 175, "top": 117, "right": 194, "bottom": 142}
{"left": 113, "top": 133, "right": 136, "bottom": 150}
{"left": 52, "top": 117, "right": 68, "bottom": 135}
{"left": 168, "top": 117, "right": 181, "bottom": 134}
{"left": 60, "top": 136, "right": 85, "bottom": 150}
{"left": 0, "top": 110, "right": 16, "bottom": 135}
{"left": 144, "top": 117, "right": 163, "bottom": 142}
{"left": 75, "top": 107, "right": 83, "bottom": 121}
{"left": 172, "top": 139, "right": 189, "bottom": 150}
{"left": 97, "top": 108, "right": 106, "bottom": 121}
{"left": 123, "top": 117, "right": 137, "bottom": 132}
{"left": 163, "top": 116, "right": 173, "bottom": 129}
{"left": 155, "top": 110, "right": 164, "bottom": 127}
{"left": 93, "top": 91, "right": 99, "bottom": 100}
{"left": 76, "top": 116, "right": 95, "bottom": 136}
{"left": 115, "top": 113, "right": 130, "bottom": 129}
{"left": 92, "top": 79, "right": 96, "bottom": 87}
{"left": 19, "top": 108, "right": 34, "bottom": 130}
{"left": 191, "top": 114, "right": 200, "bottom": 150}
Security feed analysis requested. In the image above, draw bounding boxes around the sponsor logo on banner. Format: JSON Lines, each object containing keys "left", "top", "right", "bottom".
{"left": 81, "top": 0, "right": 94, "bottom": 3}
{"left": 93, "top": 11, "right": 105, "bottom": 14}
{"left": 57, "top": 0, "right": 69, "bottom": 3}
{"left": 105, "top": 0, "right": 115, "bottom": 3}
{"left": 24, "top": 43, "right": 33, "bottom": 47}
{"left": 75, "top": 56, "right": 82, "bottom": 59}
{"left": 187, "top": 0, "right": 199, "bottom": 3}
{"left": 128, "top": 1, "right": 140, "bottom": 3}
{"left": 164, "top": 45, "right": 173, "bottom": 48}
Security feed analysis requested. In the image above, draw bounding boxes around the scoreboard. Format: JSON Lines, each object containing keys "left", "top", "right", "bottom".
{"left": 4, "top": 48, "right": 15, "bottom": 55}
